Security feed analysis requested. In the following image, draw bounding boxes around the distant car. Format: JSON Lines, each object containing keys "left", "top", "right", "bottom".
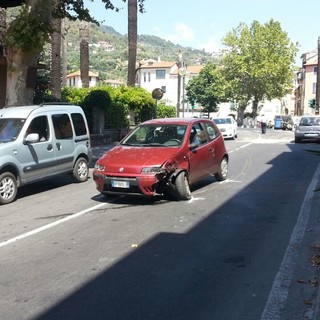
{"left": 274, "top": 115, "right": 294, "bottom": 130}
{"left": 294, "top": 116, "right": 320, "bottom": 143}
{"left": 211, "top": 116, "right": 238, "bottom": 139}
{"left": 93, "top": 117, "right": 229, "bottom": 201}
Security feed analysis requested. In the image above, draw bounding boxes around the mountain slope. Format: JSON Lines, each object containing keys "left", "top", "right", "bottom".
{"left": 65, "top": 21, "right": 218, "bottom": 82}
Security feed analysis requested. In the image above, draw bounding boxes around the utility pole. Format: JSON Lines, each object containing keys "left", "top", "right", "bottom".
{"left": 316, "top": 36, "right": 320, "bottom": 115}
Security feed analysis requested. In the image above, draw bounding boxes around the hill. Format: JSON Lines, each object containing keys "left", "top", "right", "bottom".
{"left": 65, "top": 20, "right": 219, "bottom": 82}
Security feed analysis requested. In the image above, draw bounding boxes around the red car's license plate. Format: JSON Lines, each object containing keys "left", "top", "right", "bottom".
{"left": 111, "top": 180, "right": 129, "bottom": 188}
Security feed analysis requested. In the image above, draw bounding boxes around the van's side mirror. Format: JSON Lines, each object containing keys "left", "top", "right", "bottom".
{"left": 25, "top": 133, "right": 39, "bottom": 144}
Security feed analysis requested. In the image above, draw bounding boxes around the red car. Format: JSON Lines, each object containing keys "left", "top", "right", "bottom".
{"left": 93, "top": 117, "right": 228, "bottom": 200}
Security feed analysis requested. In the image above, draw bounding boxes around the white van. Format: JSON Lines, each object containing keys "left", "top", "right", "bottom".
{"left": 0, "top": 103, "right": 92, "bottom": 204}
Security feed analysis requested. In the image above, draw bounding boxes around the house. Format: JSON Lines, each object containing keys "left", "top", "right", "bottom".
{"left": 299, "top": 50, "right": 319, "bottom": 115}
{"left": 103, "top": 79, "right": 125, "bottom": 87}
{"left": 136, "top": 59, "right": 203, "bottom": 117}
{"left": 66, "top": 70, "right": 99, "bottom": 88}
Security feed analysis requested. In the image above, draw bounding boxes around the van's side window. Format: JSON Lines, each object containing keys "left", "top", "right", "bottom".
{"left": 52, "top": 114, "right": 73, "bottom": 139}
{"left": 26, "top": 116, "right": 49, "bottom": 142}
{"left": 71, "top": 113, "right": 87, "bottom": 136}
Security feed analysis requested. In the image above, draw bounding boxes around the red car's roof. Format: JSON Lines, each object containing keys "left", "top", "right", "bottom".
{"left": 142, "top": 117, "right": 212, "bottom": 125}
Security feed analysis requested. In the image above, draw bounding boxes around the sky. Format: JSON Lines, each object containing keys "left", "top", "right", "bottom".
{"left": 84, "top": 0, "right": 320, "bottom": 65}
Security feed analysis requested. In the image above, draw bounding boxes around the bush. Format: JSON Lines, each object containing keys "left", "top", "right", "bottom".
{"left": 156, "top": 104, "right": 176, "bottom": 118}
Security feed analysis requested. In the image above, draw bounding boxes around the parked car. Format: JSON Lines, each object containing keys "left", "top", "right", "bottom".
{"left": 294, "top": 116, "right": 320, "bottom": 143}
{"left": 93, "top": 117, "right": 229, "bottom": 201}
{"left": 211, "top": 116, "right": 238, "bottom": 139}
{"left": 0, "top": 103, "right": 92, "bottom": 205}
{"left": 274, "top": 115, "right": 294, "bottom": 130}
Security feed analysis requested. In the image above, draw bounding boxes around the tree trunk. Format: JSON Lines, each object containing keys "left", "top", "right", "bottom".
{"left": 51, "top": 17, "right": 62, "bottom": 100}
{"left": 0, "top": 8, "right": 5, "bottom": 42}
{"left": 0, "top": 8, "right": 6, "bottom": 108}
{"left": 5, "top": 0, "right": 52, "bottom": 106}
{"left": 6, "top": 48, "right": 39, "bottom": 105}
{"left": 127, "top": 0, "right": 137, "bottom": 87}
{"left": 79, "top": 21, "right": 89, "bottom": 88}
{"left": 61, "top": 18, "right": 67, "bottom": 87}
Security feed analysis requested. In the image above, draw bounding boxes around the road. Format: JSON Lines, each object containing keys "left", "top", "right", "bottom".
{"left": 1, "top": 127, "right": 320, "bottom": 320}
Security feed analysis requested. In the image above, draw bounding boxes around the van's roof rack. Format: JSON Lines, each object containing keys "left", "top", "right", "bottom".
{"left": 39, "top": 102, "right": 74, "bottom": 107}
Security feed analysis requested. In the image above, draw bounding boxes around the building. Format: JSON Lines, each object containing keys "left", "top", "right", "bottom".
{"left": 66, "top": 70, "right": 99, "bottom": 88}
{"left": 298, "top": 50, "right": 319, "bottom": 115}
{"left": 103, "top": 79, "right": 125, "bottom": 87}
{"left": 136, "top": 59, "right": 203, "bottom": 117}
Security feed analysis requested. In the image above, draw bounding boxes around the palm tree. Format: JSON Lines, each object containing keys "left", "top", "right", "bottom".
{"left": 0, "top": 7, "right": 6, "bottom": 108}
{"left": 51, "top": 16, "right": 62, "bottom": 99}
{"left": 79, "top": 20, "right": 89, "bottom": 88}
{"left": 127, "top": 0, "right": 137, "bottom": 87}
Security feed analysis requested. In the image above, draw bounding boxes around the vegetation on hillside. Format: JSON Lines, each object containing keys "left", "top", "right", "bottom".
{"left": 63, "top": 20, "right": 219, "bottom": 82}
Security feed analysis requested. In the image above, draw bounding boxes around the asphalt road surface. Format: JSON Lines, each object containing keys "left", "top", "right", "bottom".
{"left": 1, "top": 127, "right": 320, "bottom": 320}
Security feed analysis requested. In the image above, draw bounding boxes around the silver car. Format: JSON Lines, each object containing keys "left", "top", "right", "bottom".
{"left": 294, "top": 116, "right": 320, "bottom": 143}
{"left": 0, "top": 103, "right": 92, "bottom": 205}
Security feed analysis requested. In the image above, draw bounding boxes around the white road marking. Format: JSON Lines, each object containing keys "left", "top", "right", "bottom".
{"left": 188, "top": 197, "right": 205, "bottom": 203}
{"left": 0, "top": 203, "right": 106, "bottom": 248}
{"left": 260, "top": 162, "right": 320, "bottom": 320}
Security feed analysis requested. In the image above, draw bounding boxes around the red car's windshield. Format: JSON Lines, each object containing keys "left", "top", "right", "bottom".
{"left": 122, "top": 124, "right": 187, "bottom": 147}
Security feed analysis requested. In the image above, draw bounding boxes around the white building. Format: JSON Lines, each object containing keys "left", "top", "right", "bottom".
{"left": 136, "top": 59, "right": 203, "bottom": 117}
{"left": 66, "top": 71, "right": 99, "bottom": 88}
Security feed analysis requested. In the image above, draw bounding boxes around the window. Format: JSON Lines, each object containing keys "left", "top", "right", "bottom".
{"left": 313, "top": 82, "right": 317, "bottom": 94}
{"left": 190, "top": 123, "right": 208, "bottom": 145}
{"left": 148, "top": 72, "right": 151, "bottom": 82}
{"left": 143, "top": 72, "right": 146, "bottom": 82}
{"left": 314, "top": 66, "right": 318, "bottom": 75}
{"left": 52, "top": 114, "right": 73, "bottom": 139}
{"left": 156, "top": 70, "right": 166, "bottom": 79}
{"left": 71, "top": 113, "right": 87, "bottom": 136}
{"left": 204, "top": 122, "right": 218, "bottom": 141}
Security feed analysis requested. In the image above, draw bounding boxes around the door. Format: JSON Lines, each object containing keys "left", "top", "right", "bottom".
{"left": 188, "top": 122, "right": 213, "bottom": 183}
{"left": 18, "top": 115, "right": 56, "bottom": 182}
{"left": 51, "top": 113, "right": 75, "bottom": 172}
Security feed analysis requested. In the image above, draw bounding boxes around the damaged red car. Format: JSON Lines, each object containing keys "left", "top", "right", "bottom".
{"left": 93, "top": 117, "right": 229, "bottom": 200}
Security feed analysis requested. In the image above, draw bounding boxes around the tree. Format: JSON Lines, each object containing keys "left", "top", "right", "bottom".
{"left": 51, "top": 1, "right": 62, "bottom": 99}
{"left": 221, "top": 19, "right": 299, "bottom": 117}
{"left": 0, "top": 0, "right": 145, "bottom": 106}
{"left": 186, "top": 63, "right": 225, "bottom": 117}
{"left": 0, "top": 7, "right": 6, "bottom": 107}
{"left": 127, "top": 0, "right": 137, "bottom": 87}
{"left": 79, "top": 20, "right": 90, "bottom": 88}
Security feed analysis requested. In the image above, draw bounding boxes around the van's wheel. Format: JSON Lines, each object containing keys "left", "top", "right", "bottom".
{"left": 174, "top": 171, "right": 191, "bottom": 200}
{"left": 73, "top": 157, "right": 89, "bottom": 182}
{"left": 215, "top": 157, "right": 228, "bottom": 181}
{"left": 0, "top": 172, "right": 18, "bottom": 205}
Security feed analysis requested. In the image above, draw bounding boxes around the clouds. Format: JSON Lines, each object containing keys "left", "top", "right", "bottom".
{"left": 158, "top": 22, "right": 194, "bottom": 44}
{"left": 154, "top": 22, "right": 219, "bottom": 53}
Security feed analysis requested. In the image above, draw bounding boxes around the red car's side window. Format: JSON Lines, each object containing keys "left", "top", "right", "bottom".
{"left": 204, "top": 122, "right": 219, "bottom": 141}
{"left": 190, "top": 123, "right": 208, "bottom": 145}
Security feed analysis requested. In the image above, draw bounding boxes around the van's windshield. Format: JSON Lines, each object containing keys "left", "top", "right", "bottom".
{"left": 0, "top": 118, "right": 25, "bottom": 143}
